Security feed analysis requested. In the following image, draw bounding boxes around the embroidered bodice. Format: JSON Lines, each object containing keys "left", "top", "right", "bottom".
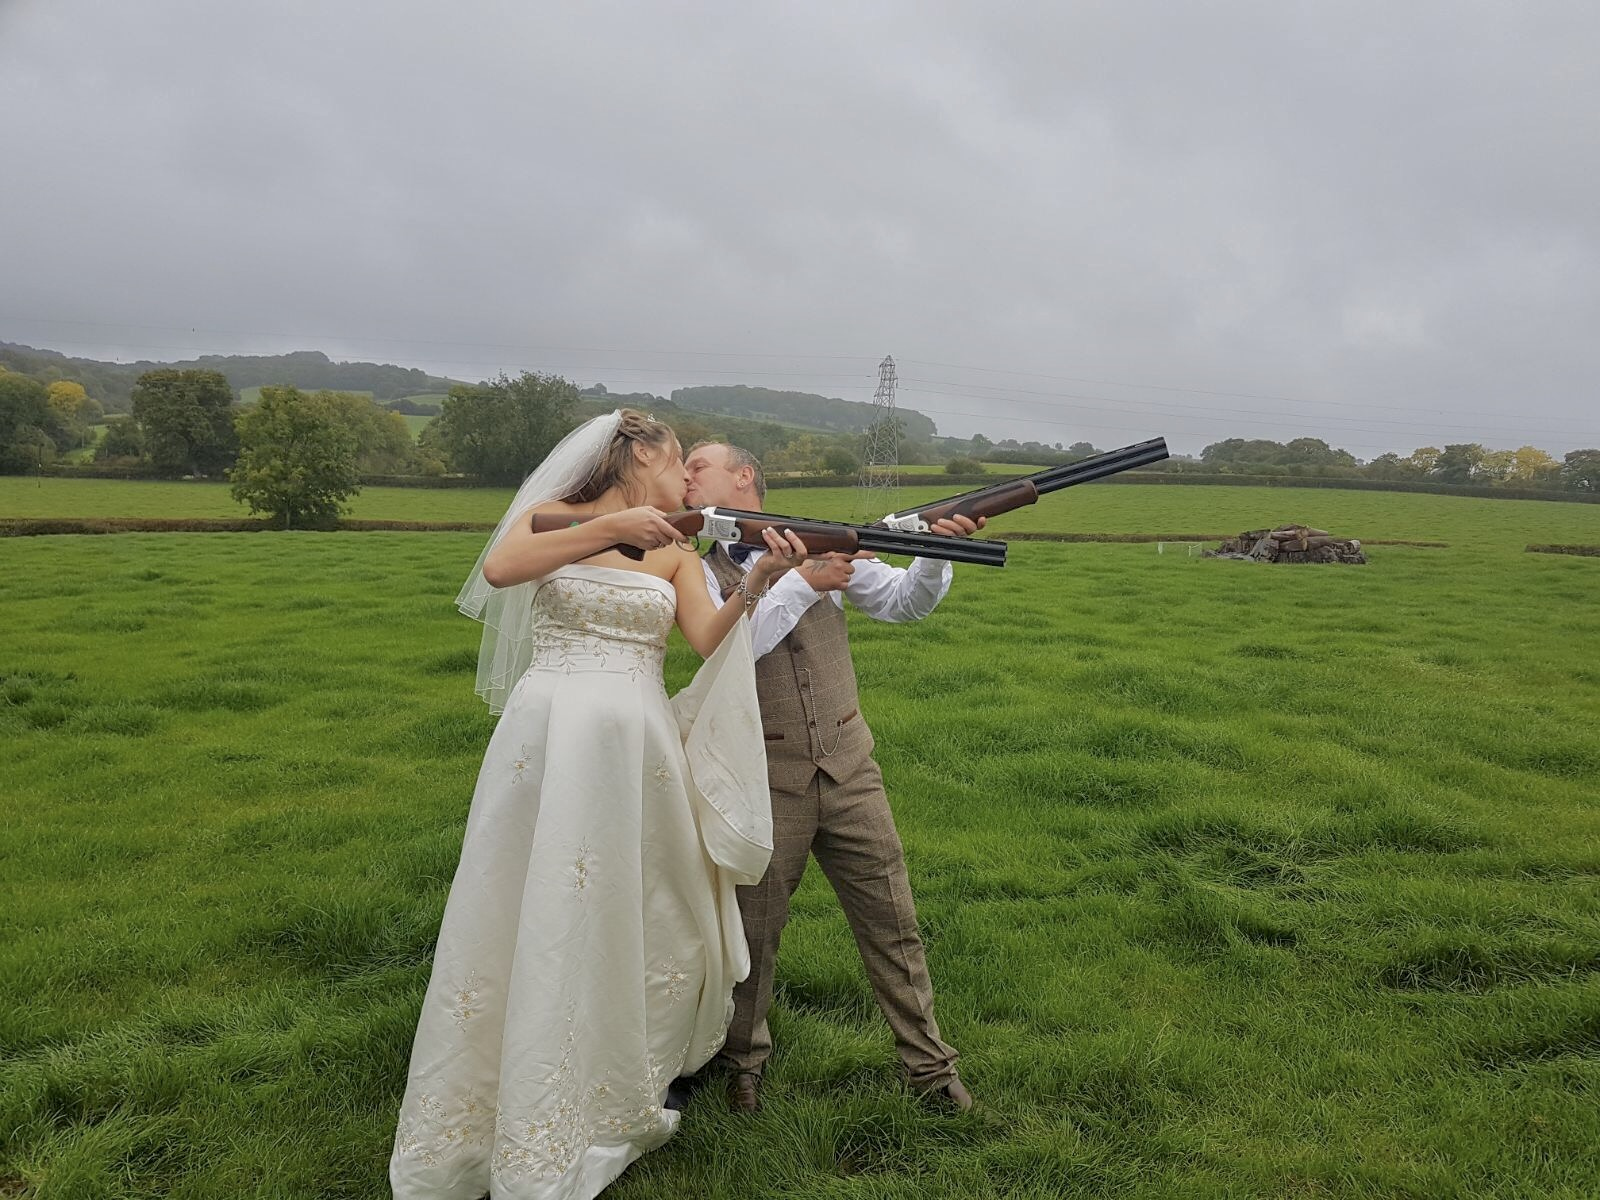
{"left": 525, "top": 565, "right": 677, "bottom": 679}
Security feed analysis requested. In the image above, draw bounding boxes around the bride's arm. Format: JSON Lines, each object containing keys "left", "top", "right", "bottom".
{"left": 671, "top": 529, "right": 807, "bottom": 659}
{"left": 482, "top": 502, "right": 683, "bottom": 588}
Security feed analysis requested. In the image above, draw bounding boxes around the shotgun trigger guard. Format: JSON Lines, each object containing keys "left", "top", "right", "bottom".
{"left": 879, "top": 512, "right": 931, "bottom": 533}
{"left": 700, "top": 508, "right": 742, "bottom": 541}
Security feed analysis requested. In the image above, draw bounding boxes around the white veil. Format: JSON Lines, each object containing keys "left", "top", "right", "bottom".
{"left": 455, "top": 410, "right": 624, "bottom": 712}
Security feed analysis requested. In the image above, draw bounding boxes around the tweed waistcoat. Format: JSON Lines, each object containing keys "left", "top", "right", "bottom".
{"left": 706, "top": 544, "right": 875, "bottom": 786}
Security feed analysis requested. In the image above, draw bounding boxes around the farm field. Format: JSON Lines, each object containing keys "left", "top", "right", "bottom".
{"left": 1, "top": 483, "right": 1597, "bottom": 1197}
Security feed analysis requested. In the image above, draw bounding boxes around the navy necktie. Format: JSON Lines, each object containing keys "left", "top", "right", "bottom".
{"left": 726, "top": 543, "right": 753, "bottom": 566}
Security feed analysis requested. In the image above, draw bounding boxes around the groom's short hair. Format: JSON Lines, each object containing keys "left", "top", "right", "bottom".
{"left": 689, "top": 440, "right": 767, "bottom": 502}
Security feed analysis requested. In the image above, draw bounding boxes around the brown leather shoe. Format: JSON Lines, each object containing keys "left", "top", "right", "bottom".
{"left": 918, "top": 1077, "right": 974, "bottom": 1111}
{"left": 728, "top": 1070, "right": 762, "bottom": 1114}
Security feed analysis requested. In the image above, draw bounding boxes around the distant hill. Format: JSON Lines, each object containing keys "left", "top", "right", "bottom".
{"left": 1, "top": 340, "right": 937, "bottom": 444}
{"left": 670, "top": 384, "right": 938, "bottom": 440}
{"left": 0, "top": 342, "right": 465, "bottom": 414}
{"left": 574, "top": 388, "right": 826, "bottom": 460}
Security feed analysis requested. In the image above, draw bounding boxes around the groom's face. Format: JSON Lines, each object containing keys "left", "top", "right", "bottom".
{"left": 684, "top": 444, "right": 746, "bottom": 508}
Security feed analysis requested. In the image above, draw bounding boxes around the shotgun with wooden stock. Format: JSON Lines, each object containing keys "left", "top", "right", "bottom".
{"left": 530, "top": 506, "right": 1010, "bottom": 567}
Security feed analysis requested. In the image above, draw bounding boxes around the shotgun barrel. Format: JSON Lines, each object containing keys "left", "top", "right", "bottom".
{"left": 876, "top": 437, "right": 1169, "bottom": 531}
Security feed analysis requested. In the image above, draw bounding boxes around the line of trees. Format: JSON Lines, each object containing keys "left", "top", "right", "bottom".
{"left": 933, "top": 431, "right": 1598, "bottom": 494}
{"left": 5, "top": 362, "right": 1597, "bottom": 503}
{"left": 1182, "top": 437, "right": 1599, "bottom": 493}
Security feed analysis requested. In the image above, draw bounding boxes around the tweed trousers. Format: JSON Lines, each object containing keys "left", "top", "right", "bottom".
{"left": 705, "top": 544, "right": 959, "bottom": 1088}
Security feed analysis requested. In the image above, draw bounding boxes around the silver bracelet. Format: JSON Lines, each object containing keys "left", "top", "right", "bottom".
{"left": 734, "top": 577, "right": 768, "bottom": 608}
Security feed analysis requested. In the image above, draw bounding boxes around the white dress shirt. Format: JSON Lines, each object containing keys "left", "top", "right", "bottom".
{"left": 700, "top": 546, "right": 953, "bottom": 659}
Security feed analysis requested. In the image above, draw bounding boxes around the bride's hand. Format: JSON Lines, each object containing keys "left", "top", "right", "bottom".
{"left": 601, "top": 506, "right": 683, "bottom": 552}
{"left": 751, "top": 528, "right": 808, "bottom": 586}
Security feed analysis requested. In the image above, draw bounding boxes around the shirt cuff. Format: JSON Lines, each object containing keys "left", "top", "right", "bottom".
{"left": 909, "top": 555, "right": 953, "bottom": 584}
{"left": 768, "top": 569, "right": 827, "bottom": 618}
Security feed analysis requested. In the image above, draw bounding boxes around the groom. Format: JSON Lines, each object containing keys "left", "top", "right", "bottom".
{"left": 683, "top": 440, "right": 980, "bottom": 1113}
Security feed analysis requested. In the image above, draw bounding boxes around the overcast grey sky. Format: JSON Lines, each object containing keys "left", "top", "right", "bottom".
{"left": 2, "top": 1, "right": 1596, "bottom": 457}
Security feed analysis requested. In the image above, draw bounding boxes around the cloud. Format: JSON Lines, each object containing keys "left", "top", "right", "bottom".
{"left": 2, "top": 0, "right": 1597, "bottom": 456}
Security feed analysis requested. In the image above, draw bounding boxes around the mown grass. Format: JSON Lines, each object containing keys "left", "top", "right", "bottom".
{"left": 1, "top": 489, "right": 1598, "bottom": 1198}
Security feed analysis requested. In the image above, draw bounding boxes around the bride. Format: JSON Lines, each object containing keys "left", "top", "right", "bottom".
{"left": 391, "top": 409, "right": 806, "bottom": 1200}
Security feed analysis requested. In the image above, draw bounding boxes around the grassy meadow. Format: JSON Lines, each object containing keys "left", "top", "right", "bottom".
{"left": 1, "top": 481, "right": 1598, "bottom": 1198}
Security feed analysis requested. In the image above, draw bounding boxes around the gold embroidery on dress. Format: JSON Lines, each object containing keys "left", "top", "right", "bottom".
{"left": 573, "top": 843, "right": 593, "bottom": 896}
{"left": 488, "top": 1009, "right": 684, "bottom": 1186}
{"left": 523, "top": 575, "right": 674, "bottom": 680}
{"left": 394, "top": 1088, "right": 489, "bottom": 1168}
{"left": 451, "top": 970, "right": 482, "bottom": 1031}
{"left": 662, "top": 956, "right": 688, "bottom": 1006}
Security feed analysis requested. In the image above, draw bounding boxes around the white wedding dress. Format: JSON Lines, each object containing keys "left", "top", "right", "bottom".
{"left": 391, "top": 564, "right": 773, "bottom": 1200}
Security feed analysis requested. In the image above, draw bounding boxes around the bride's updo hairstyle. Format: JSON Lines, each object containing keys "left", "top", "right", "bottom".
{"left": 562, "top": 409, "right": 680, "bottom": 505}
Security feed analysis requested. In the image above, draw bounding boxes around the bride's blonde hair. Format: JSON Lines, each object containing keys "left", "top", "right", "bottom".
{"left": 562, "top": 409, "right": 679, "bottom": 504}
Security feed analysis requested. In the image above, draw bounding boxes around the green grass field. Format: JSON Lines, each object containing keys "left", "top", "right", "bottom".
{"left": 2, "top": 484, "right": 1598, "bottom": 1197}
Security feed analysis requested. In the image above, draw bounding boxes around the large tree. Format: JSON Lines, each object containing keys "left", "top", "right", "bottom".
{"left": 0, "top": 371, "right": 65, "bottom": 472}
{"left": 1406, "top": 446, "right": 1442, "bottom": 475}
{"left": 1476, "top": 448, "right": 1516, "bottom": 483}
{"left": 429, "top": 372, "right": 579, "bottom": 483}
{"left": 1508, "top": 445, "right": 1559, "bottom": 485}
{"left": 764, "top": 433, "right": 837, "bottom": 475}
{"left": 46, "top": 380, "right": 90, "bottom": 421}
{"left": 1562, "top": 448, "right": 1600, "bottom": 493}
{"left": 229, "top": 386, "right": 360, "bottom": 528}
{"left": 1284, "top": 437, "right": 1357, "bottom": 467}
{"left": 131, "top": 368, "right": 238, "bottom": 477}
{"left": 95, "top": 415, "right": 146, "bottom": 461}
{"left": 316, "top": 390, "right": 417, "bottom": 473}
{"left": 1431, "top": 443, "right": 1487, "bottom": 484}
{"left": 1365, "top": 452, "right": 1416, "bottom": 481}
{"left": 45, "top": 380, "right": 101, "bottom": 450}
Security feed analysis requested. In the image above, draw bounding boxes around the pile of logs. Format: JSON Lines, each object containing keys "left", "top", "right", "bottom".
{"left": 1205, "top": 524, "right": 1367, "bottom": 564}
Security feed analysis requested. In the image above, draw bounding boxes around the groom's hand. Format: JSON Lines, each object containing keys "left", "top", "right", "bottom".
{"left": 928, "top": 514, "right": 986, "bottom": 538}
{"left": 800, "top": 553, "right": 858, "bottom": 593}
